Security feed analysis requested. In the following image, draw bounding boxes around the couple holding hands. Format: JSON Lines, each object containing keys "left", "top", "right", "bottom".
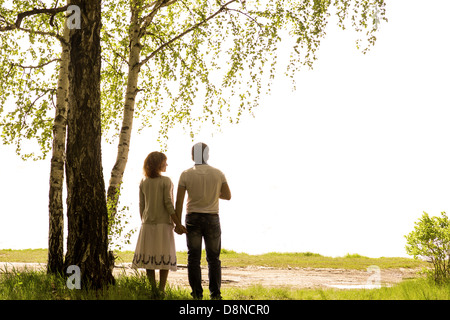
{"left": 131, "top": 142, "right": 231, "bottom": 300}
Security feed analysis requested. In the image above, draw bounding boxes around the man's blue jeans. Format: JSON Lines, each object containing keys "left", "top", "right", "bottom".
{"left": 185, "top": 213, "right": 221, "bottom": 299}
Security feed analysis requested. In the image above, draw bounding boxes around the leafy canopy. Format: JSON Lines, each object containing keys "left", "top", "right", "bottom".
{"left": 0, "top": 0, "right": 387, "bottom": 157}
{"left": 0, "top": 0, "right": 64, "bottom": 160}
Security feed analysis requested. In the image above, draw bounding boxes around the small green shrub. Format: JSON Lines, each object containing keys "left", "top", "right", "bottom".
{"left": 405, "top": 211, "right": 450, "bottom": 283}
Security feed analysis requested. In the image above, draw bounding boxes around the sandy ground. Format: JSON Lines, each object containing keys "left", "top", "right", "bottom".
{"left": 0, "top": 262, "right": 422, "bottom": 290}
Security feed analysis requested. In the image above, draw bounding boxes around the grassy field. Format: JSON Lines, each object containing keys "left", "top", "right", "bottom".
{"left": 0, "top": 248, "right": 427, "bottom": 270}
{"left": 221, "top": 278, "right": 450, "bottom": 300}
{"left": 0, "top": 267, "right": 449, "bottom": 300}
{"left": 2, "top": 248, "right": 445, "bottom": 300}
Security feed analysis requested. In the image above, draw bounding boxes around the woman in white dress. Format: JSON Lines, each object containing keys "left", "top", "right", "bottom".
{"left": 132, "top": 151, "right": 187, "bottom": 294}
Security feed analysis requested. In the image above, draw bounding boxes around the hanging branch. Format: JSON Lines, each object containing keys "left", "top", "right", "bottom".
{"left": 139, "top": 0, "right": 238, "bottom": 67}
{"left": 11, "top": 58, "right": 61, "bottom": 70}
{"left": 0, "top": 5, "right": 69, "bottom": 31}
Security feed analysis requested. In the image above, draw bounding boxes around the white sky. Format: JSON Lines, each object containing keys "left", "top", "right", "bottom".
{"left": 1, "top": 0, "right": 449, "bottom": 258}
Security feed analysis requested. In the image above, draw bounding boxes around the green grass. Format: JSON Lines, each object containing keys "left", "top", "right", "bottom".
{"left": 1, "top": 248, "right": 437, "bottom": 300}
{"left": 1, "top": 267, "right": 449, "bottom": 300}
{"left": 0, "top": 248, "right": 427, "bottom": 270}
{"left": 221, "top": 279, "right": 450, "bottom": 300}
{"left": 0, "top": 267, "right": 192, "bottom": 300}
{"left": 0, "top": 249, "right": 49, "bottom": 263}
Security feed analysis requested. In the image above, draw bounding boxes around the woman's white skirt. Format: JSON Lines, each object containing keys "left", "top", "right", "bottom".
{"left": 131, "top": 223, "right": 177, "bottom": 271}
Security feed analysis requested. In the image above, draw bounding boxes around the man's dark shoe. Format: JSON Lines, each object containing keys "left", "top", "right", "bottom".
{"left": 191, "top": 292, "right": 203, "bottom": 300}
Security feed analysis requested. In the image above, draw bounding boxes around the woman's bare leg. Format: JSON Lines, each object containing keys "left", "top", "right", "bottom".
{"left": 146, "top": 269, "right": 156, "bottom": 290}
{"left": 159, "top": 270, "right": 169, "bottom": 292}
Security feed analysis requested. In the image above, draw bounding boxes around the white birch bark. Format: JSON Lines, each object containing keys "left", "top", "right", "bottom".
{"left": 106, "top": 2, "right": 143, "bottom": 215}
{"left": 47, "top": 23, "right": 70, "bottom": 274}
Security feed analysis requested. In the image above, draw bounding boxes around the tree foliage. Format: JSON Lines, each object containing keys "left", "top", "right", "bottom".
{"left": 100, "top": 0, "right": 387, "bottom": 147}
{"left": 405, "top": 212, "right": 450, "bottom": 283}
{"left": 0, "top": 0, "right": 388, "bottom": 154}
{"left": 1, "top": 0, "right": 389, "bottom": 153}
{"left": 0, "top": 0, "right": 66, "bottom": 160}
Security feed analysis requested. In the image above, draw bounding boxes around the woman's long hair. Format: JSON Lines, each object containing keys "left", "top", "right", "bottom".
{"left": 143, "top": 152, "right": 167, "bottom": 178}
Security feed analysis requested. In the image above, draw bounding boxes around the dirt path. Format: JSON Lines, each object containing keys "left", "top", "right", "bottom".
{"left": 158, "top": 265, "right": 420, "bottom": 289}
{"left": 1, "top": 262, "right": 422, "bottom": 290}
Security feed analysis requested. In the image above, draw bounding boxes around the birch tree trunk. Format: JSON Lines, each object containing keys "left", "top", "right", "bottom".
{"left": 106, "top": 2, "right": 142, "bottom": 216}
{"left": 47, "top": 23, "right": 70, "bottom": 275}
{"left": 64, "top": 0, "right": 114, "bottom": 288}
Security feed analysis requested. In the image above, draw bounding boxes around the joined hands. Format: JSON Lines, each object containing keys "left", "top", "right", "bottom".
{"left": 174, "top": 224, "right": 187, "bottom": 235}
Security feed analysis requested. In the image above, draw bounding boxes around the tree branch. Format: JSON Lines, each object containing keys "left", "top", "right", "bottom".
{"left": 0, "top": 5, "right": 69, "bottom": 32}
{"left": 140, "top": 0, "right": 178, "bottom": 32}
{"left": 21, "top": 88, "right": 55, "bottom": 126}
{"left": 11, "top": 58, "right": 61, "bottom": 70}
{"left": 145, "top": 30, "right": 189, "bottom": 69}
{"left": 139, "top": 0, "right": 238, "bottom": 68}
{"left": 226, "top": 8, "right": 264, "bottom": 31}
{"left": 17, "top": 25, "right": 66, "bottom": 43}
{"left": 0, "top": 5, "right": 69, "bottom": 45}
{"left": 103, "top": 31, "right": 130, "bottom": 66}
